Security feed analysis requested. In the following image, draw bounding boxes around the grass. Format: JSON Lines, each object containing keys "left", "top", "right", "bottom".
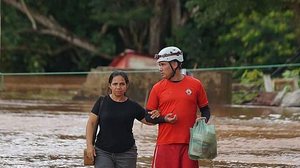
{"left": 232, "top": 91, "right": 258, "bottom": 104}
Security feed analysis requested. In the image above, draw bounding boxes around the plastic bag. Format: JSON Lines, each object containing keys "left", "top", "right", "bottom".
{"left": 188, "top": 117, "right": 217, "bottom": 160}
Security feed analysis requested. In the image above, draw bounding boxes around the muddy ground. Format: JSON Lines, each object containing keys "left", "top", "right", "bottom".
{"left": 0, "top": 99, "right": 299, "bottom": 167}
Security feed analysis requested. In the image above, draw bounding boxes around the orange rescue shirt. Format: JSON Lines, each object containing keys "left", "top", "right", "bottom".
{"left": 146, "top": 75, "right": 208, "bottom": 145}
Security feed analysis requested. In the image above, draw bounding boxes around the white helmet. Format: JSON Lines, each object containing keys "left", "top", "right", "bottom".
{"left": 155, "top": 46, "right": 184, "bottom": 63}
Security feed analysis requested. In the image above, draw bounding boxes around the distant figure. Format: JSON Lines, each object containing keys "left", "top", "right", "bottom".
{"left": 86, "top": 70, "right": 159, "bottom": 168}
{"left": 145, "top": 46, "right": 211, "bottom": 168}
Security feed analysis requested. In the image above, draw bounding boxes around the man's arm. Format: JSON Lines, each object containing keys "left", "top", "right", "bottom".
{"left": 199, "top": 105, "right": 210, "bottom": 123}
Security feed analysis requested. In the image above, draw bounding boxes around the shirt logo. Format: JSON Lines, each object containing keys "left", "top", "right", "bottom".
{"left": 185, "top": 89, "right": 192, "bottom": 95}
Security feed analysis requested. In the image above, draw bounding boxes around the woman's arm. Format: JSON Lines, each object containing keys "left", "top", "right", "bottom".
{"left": 144, "top": 109, "right": 165, "bottom": 124}
{"left": 85, "top": 113, "right": 98, "bottom": 159}
{"left": 140, "top": 109, "right": 161, "bottom": 125}
{"left": 144, "top": 110, "right": 177, "bottom": 124}
{"left": 140, "top": 118, "right": 155, "bottom": 125}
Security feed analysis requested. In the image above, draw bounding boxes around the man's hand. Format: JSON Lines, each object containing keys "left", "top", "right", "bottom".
{"left": 164, "top": 113, "right": 177, "bottom": 124}
{"left": 196, "top": 117, "right": 207, "bottom": 123}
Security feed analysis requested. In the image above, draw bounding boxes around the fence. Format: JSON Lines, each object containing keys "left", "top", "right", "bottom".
{"left": 0, "top": 63, "right": 299, "bottom": 105}
{"left": 0, "top": 73, "right": 4, "bottom": 91}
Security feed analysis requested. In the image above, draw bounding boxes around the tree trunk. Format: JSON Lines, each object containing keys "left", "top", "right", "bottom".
{"left": 149, "top": 0, "right": 164, "bottom": 55}
{"left": 168, "top": 0, "right": 181, "bottom": 33}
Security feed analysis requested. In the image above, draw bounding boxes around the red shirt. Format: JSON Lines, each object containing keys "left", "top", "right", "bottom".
{"left": 146, "top": 75, "right": 208, "bottom": 145}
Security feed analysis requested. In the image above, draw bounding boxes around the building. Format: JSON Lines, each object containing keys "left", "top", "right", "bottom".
{"left": 109, "top": 49, "right": 157, "bottom": 69}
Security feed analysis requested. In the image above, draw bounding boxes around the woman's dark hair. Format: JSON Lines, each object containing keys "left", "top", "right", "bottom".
{"left": 108, "top": 70, "right": 129, "bottom": 84}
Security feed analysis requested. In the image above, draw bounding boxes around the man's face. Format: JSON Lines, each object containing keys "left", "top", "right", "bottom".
{"left": 158, "top": 61, "right": 177, "bottom": 79}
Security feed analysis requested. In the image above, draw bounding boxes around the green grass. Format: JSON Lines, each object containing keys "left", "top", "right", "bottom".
{"left": 232, "top": 91, "right": 258, "bottom": 104}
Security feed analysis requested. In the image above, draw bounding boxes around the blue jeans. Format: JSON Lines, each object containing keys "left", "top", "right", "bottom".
{"left": 94, "top": 144, "right": 137, "bottom": 168}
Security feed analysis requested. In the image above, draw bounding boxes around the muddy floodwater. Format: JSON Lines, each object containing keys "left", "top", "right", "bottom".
{"left": 0, "top": 99, "right": 299, "bottom": 168}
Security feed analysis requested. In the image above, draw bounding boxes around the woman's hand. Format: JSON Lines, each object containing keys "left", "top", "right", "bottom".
{"left": 148, "top": 110, "right": 160, "bottom": 119}
{"left": 86, "top": 145, "right": 96, "bottom": 161}
{"left": 85, "top": 113, "right": 98, "bottom": 161}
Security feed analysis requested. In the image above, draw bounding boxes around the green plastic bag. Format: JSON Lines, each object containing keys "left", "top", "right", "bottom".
{"left": 188, "top": 117, "right": 217, "bottom": 160}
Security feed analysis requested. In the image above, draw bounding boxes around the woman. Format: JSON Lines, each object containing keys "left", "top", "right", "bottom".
{"left": 86, "top": 70, "right": 158, "bottom": 168}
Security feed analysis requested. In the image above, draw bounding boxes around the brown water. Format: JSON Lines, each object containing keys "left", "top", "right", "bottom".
{"left": 0, "top": 99, "right": 299, "bottom": 168}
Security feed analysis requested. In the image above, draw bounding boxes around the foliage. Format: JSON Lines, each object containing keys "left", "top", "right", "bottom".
{"left": 232, "top": 91, "right": 257, "bottom": 104}
{"left": 282, "top": 68, "right": 300, "bottom": 78}
{"left": 166, "top": 24, "right": 223, "bottom": 68}
{"left": 89, "top": 0, "right": 152, "bottom": 26}
{"left": 232, "top": 69, "right": 264, "bottom": 104}
{"left": 218, "top": 10, "right": 297, "bottom": 65}
{"left": 1, "top": 0, "right": 116, "bottom": 72}
{"left": 282, "top": 68, "right": 300, "bottom": 86}
{"left": 1, "top": 0, "right": 300, "bottom": 73}
{"left": 240, "top": 69, "right": 264, "bottom": 85}
{"left": 171, "top": 0, "right": 298, "bottom": 69}
{"left": 89, "top": 0, "right": 152, "bottom": 52}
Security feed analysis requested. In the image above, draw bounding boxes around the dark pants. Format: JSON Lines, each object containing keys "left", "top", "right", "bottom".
{"left": 95, "top": 145, "right": 137, "bottom": 168}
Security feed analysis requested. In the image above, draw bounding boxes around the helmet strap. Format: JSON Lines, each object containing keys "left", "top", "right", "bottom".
{"left": 168, "top": 61, "right": 179, "bottom": 80}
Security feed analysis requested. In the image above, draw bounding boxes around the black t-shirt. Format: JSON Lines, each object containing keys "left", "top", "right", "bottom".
{"left": 91, "top": 95, "right": 145, "bottom": 153}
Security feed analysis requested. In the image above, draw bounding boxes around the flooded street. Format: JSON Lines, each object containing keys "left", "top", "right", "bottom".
{"left": 0, "top": 99, "right": 300, "bottom": 168}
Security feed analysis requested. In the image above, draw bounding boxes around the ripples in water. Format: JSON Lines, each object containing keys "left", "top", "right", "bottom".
{"left": 0, "top": 100, "right": 299, "bottom": 167}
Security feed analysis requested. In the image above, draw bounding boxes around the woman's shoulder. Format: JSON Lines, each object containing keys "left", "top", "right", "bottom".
{"left": 127, "top": 99, "right": 143, "bottom": 108}
{"left": 127, "top": 98, "right": 139, "bottom": 105}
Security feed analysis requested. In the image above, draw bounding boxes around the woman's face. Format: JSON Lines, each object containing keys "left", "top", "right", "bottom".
{"left": 109, "top": 75, "right": 128, "bottom": 97}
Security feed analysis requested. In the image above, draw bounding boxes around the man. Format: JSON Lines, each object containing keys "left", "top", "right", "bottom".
{"left": 145, "top": 46, "right": 211, "bottom": 168}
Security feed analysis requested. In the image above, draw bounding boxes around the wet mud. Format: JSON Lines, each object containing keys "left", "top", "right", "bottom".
{"left": 0, "top": 100, "right": 299, "bottom": 168}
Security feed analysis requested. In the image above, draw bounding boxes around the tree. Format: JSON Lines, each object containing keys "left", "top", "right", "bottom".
{"left": 2, "top": 0, "right": 111, "bottom": 59}
{"left": 167, "top": 0, "right": 299, "bottom": 69}
{"left": 1, "top": 0, "right": 114, "bottom": 72}
{"left": 89, "top": 0, "right": 152, "bottom": 53}
{"left": 218, "top": 10, "right": 297, "bottom": 66}
{"left": 149, "top": 0, "right": 188, "bottom": 55}
{"left": 1, "top": 0, "right": 299, "bottom": 72}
